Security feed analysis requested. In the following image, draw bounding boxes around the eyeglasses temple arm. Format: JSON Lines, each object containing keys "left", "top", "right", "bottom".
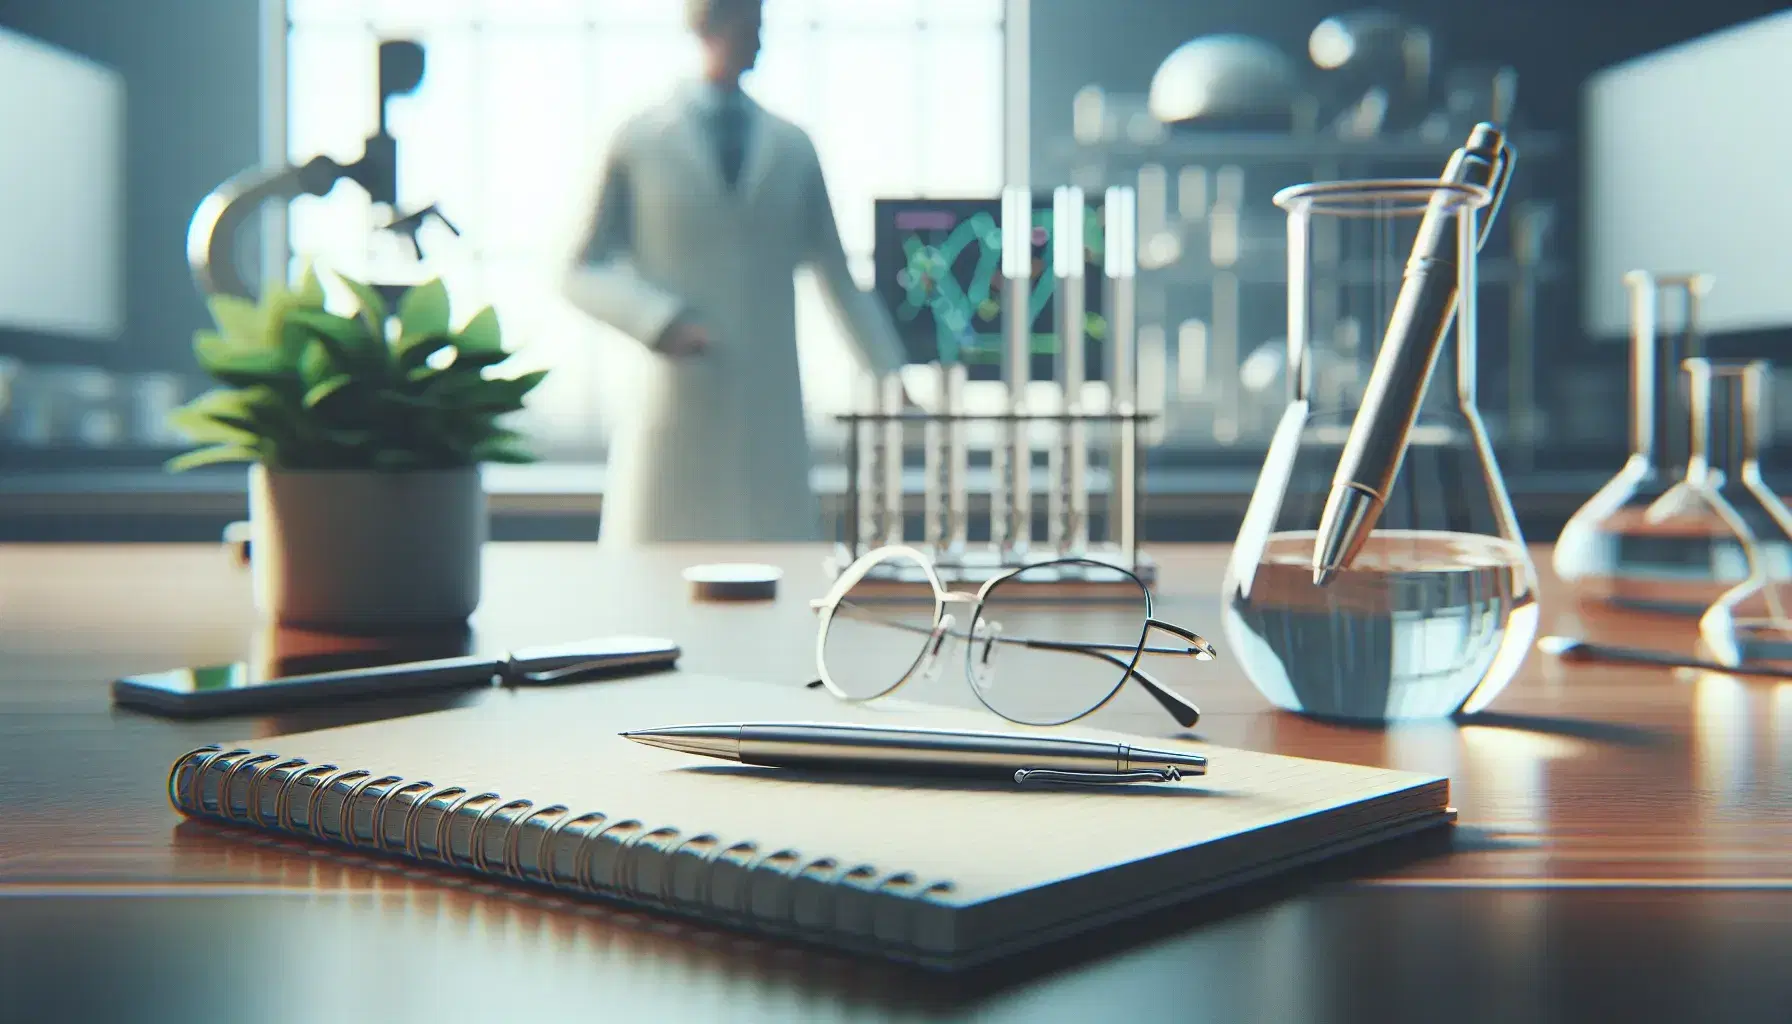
{"left": 829, "top": 604, "right": 1216, "bottom": 660}
{"left": 1020, "top": 637, "right": 1214, "bottom": 659}
{"left": 1088, "top": 649, "right": 1202, "bottom": 728}
{"left": 817, "top": 605, "right": 1207, "bottom": 727}
{"left": 810, "top": 653, "right": 1199, "bottom": 727}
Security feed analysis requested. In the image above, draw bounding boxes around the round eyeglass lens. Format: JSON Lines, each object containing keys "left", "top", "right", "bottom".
{"left": 820, "top": 550, "right": 940, "bottom": 701}
{"left": 966, "top": 562, "right": 1150, "bottom": 725}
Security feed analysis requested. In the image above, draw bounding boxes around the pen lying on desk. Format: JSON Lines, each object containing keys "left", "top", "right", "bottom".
{"left": 1537, "top": 635, "right": 1792, "bottom": 679}
{"left": 623, "top": 722, "right": 1209, "bottom": 786}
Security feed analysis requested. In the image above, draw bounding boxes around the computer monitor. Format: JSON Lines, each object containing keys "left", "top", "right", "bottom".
{"left": 1583, "top": 10, "right": 1792, "bottom": 339}
{"left": 0, "top": 27, "right": 124, "bottom": 341}
{"left": 873, "top": 196, "right": 1106, "bottom": 382}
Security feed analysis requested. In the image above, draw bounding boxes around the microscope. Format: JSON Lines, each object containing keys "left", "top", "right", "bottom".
{"left": 186, "top": 40, "right": 458, "bottom": 303}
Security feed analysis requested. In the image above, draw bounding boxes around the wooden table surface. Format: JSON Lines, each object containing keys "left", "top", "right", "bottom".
{"left": 2, "top": 542, "right": 1789, "bottom": 1023}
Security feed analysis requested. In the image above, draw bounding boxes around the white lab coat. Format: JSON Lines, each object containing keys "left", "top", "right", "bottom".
{"left": 564, "top": 80, "right": 906, "bottom": 544}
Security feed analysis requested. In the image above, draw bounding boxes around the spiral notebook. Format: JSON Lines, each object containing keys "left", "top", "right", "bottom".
{"left": 167, "top": 672, "right": 1452, "bottom": 969}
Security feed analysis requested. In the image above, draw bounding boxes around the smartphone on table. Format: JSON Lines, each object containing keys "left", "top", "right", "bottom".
{"left": 112, "top": 635, "right": 681, "bottom": 718}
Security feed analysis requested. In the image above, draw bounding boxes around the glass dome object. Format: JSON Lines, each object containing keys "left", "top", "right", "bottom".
{"left": 1676, "top": 359, "right": 1792, "bottom": 667}
{"left": 1551, "top": 271, "right": 1747, "bottom": 616}
{"left": 1223, "top": 178, "right": 1539, "bottom": 723}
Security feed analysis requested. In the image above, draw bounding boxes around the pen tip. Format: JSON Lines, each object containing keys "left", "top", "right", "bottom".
{"left": 1310, "top": 486, "right": 1380, "bottom": 587}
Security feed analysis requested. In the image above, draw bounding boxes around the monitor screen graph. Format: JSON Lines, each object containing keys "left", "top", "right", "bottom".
{"left": 874, "top": 197, "right": 1106, "bottom": 382}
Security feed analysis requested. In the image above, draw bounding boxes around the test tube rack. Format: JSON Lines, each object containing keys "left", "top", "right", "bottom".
{"left": 830, "top": 182, "right": 1153, "bottom": 595}
{"left": 830, "top": 408, "right": 1157, "bottom": 593}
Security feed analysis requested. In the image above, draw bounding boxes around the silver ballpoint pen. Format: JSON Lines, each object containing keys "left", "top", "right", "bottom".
{"left": 623, "top": 722, "right": 1209, "bottom": 786}
{"left": 1311, "top": 122, "right": 1515, "bottom": 586}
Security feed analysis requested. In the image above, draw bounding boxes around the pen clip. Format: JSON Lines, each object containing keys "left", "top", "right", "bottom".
{"left": 1475, "top": 137, "right": 1516, "bottom": 253}
{"left": 1012, "top": 766, "right": 1185, "bottom": 787}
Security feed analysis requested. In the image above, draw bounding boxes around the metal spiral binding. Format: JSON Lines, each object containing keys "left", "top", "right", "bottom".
{"left": 309, "top": 768, "right": 371, "bottom": 839}
{"left": 340, "top": 774, "right": 404, "bottom": 848}
{"left": 469, "top": 798, "right": 533, "bottom": 874}
{"left": 249, "top": 759, "right": 310, "bottom": 829}
{"left": 165, "top": 744, "right": 950, "bottom": 956}
{"left": 506, "top": 804, "right": 569, "bottom": 882}
{"left": 277, "top": 764, "right": 339, "bottom": 831}
{"left": 663, "top": 833, "right": 720, "bottom": 906}
{"left": 402, "top": 786, "right": 465, "bottom": 860}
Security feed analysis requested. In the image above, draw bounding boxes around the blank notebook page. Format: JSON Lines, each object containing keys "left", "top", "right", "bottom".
{"left": 210, "top": 673, "right": 1446, "bottom": 909}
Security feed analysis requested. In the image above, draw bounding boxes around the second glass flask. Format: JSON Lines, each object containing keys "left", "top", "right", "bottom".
{"left": 1551, "top": 271, "right": 1742, "bottom": 615}
{"left": 1673, "top": 359, "right": 1792, "bottom": 667}
{"left": 1222, "top": 178, "right": 1539, "bottom": 722}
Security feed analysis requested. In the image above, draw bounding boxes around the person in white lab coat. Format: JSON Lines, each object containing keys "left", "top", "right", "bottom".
{"left": 563, "top": 0, "right": 908, "bottom": 545}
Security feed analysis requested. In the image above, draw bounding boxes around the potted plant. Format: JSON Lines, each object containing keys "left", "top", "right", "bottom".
{"left": 167, "top": 268, "right": 547, "bottom": 631}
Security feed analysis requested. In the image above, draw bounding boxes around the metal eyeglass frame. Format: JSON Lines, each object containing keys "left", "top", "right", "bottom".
{"left": 806, "top": 545, "right": 1215, "bottom": 728}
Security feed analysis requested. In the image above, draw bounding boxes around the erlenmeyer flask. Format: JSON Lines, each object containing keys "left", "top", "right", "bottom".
{"left": 1223, "top": 178, "right": 1539, "bottom": 722}
{"left": 1553, "top": 271, "right": 1721, "bottom": 614}
{"left": 1676, "top": 359, "right": 1792, "bottom": 667}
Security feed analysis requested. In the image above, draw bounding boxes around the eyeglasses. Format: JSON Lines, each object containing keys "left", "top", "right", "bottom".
{"left": 807, "top": 546, "right": 1216, "bottom": 728}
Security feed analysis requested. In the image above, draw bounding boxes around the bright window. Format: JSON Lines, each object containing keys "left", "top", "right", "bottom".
{"left": 282, "top": 0, "right": 1005, "bottom": 459}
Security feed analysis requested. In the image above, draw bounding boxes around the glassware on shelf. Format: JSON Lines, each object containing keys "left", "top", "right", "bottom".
{"left": 1222, "top": 178, "right": 1539, "bottom": 723}
{"left": 1553, "top": 271, "right": 1721, "bottom": 615}
{"left": 1671, "top": 359, "right": 1792, "bottom": 667}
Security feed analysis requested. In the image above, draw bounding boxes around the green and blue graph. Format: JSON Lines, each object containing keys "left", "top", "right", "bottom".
{"left": 872, "top": 198, "right": 1107, "bottom": 382}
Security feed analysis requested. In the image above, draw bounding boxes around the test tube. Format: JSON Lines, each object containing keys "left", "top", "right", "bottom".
{"left": 852, "top": 371, "right": 879, "bottom": 558}
{"left": 1211, "top": 168, "right": 1244, "bottom": 445}
{"left": 1053, "top": 185, "right": 1088, "bottom": 557}
{"left": 880, "top": 373, "right": 904, "bottom": 545}
{"left": 922, "top": 362, "right": 946, "bottom": 557}
{"left": 1105, "top": 185, "right": 1138, "bottom": 564}
{"left": 944, "top": 361, "right": 969, "bottom": 563}
{"left": 999, "top": 186, "right": 1032, "bottom": 561}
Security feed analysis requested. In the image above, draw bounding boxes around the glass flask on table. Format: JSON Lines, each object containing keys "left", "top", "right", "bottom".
{"left": 1671, "top": 359, "right": 1792, "bottom": 667}
{"left": 1222, "top": 177, "right": 1539, "bottom": 722}
{"left": 1553, "top": 272, "right": 1739, "bottom": 615}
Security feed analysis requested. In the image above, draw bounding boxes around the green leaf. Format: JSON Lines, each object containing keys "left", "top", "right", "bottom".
{"left": 487, "top": 368, "right": 549, "bottom": 400}
{"left": 336, "top": 274, "right": 388, "bottom": 332}
{"left": 166, "top": 444, "right": 260, "bottom": 472}
{"left": 448, "top": 346, "right": 510, "bottom": 370}
{"left": 373, "top": 448, "right": 424, "bottom": 470}
{"left": 286, "top": 307, "right": 385, "bottom": 369}
{"left": 206, "top": 294, "right": 264, "bottom": 345}
{"left": 166, "top": 406, "right": 258, "bottom": 446}
{"left": 303, "top": 375, "right": 355, "bottom": 409}
{"left": 471, "top": 435, "right": 535, "bottom": 464}
{"left": 175, "top": 386, "right": 264, "bottom": 423}
{"left": 445, "top": 369, "right": 547, "bottom": 415}
{"left": 194, "top": 330, "right": 288, "bottom": 386}
{"left": 396, "top": 337, "right": 454, "bottom": 375}
{"left": 454, "top": 306, "right": 502, "bottom": 355}
{"left": 294, "top": 265, "right": 326, "bottom": 306}
{"left": 382, "top": 389, "right": 441, "bottom": 410}
{"left": 174, "top": 386, "right": 306, "bottom": 452}
{"left": 287, "top": 307, "right": 370, "bottom": 348}
{"left": 322, "top": 427, "right": 376, "bottom": 448}
{"left": 298, "top": 337, "right": 339, "bottom": 388}
{"left": 398, "top": 278, "right": 451, "bottom": 346}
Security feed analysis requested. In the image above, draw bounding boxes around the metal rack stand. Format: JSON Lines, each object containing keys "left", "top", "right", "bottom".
{"left": 832, "top": 410, "right": 1157, "bottom": 592}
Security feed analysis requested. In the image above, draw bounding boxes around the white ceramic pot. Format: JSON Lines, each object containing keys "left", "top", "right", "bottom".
{"left": 249, "top": 464, "right": 487, "bottom": 631}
